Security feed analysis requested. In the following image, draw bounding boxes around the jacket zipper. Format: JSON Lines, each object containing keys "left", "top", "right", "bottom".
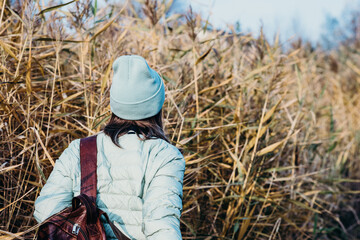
{"left": 57, "top": 214, "right": 90, "bottom": 240}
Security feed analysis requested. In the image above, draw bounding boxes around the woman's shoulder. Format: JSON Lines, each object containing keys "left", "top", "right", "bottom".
{"left": 56, "top": 138, "right": 81, "bottom": 162}
{"left": 96, "top": 132, "right": 183, "bottom": 165}
{"left": 65, "top": 138, "right": 81, "bottom": 155}
{"left": 146, "top": 137, "right": 182, "bottom": 157}
{"left": 142, "top": 138, "right": 184, "bottom": 172}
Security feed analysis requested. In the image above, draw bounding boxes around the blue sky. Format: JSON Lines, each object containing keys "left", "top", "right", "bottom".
{"left": 184, "top": 0, "right": 359, "bottom": 43}
{"left": 91, "top": 0, "right": 360, "bottom": 44}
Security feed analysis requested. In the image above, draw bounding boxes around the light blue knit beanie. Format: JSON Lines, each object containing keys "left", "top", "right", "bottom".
{"left": 110, "top": 55, "right": 165, "bottom": 120}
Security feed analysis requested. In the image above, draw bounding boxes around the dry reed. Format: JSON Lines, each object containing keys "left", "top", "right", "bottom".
{"left": 0, "top": 0, "right": 359, "bottom": 239}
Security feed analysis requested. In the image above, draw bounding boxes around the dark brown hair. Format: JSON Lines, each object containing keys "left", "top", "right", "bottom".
{"left": 103, "top": 110, "right": 169, "bottom": 147}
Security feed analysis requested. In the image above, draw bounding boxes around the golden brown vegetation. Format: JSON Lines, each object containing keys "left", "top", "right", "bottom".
{"left": 0, "top": 0, "right": 359, "bottom": 239}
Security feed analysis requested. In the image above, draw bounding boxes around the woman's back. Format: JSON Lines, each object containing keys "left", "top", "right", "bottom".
{"left": 34, "top": 55, "right": 185, "bottom": 239}
{"left": 34, "top": 132, "right": 185, "bottom": 239}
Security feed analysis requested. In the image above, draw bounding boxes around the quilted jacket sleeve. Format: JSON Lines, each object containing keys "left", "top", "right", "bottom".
{"left": 33, "top": 140, "right": 79, "bottom": 223}
{"left": 142, "top": 143, "right": 186, "bottom": 240}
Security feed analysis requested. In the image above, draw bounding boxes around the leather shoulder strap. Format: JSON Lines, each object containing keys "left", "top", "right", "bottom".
{"left": 80, "top": 135, "right": 130, "bottom": 240}
{"left": 101, "top": 211, "right": 131, "bottom": 240}
{"left": 80, "top": 135, "right": 98, "bottom": 199}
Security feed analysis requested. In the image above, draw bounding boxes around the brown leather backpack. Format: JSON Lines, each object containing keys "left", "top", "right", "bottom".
{"left": 38, "top": 135, "right": 130, "bottom": 240}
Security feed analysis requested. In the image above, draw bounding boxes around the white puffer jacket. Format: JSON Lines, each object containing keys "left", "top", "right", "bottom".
{"left": 34, "top": 132, "right": 185, "bottom": 239}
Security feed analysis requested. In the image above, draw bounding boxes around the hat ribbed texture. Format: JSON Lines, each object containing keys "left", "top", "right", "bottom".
{"left": 110, "top": 55, "right": 165, "bottom": 120}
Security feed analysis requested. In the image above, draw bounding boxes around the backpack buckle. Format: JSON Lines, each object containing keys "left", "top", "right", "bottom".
{"left": 72, "top": 223, "right": 80, "bottom": 235}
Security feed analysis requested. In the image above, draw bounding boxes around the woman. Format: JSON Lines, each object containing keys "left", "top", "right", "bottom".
{"left": 34, "top": 55, "right": 185, "bottom": 239}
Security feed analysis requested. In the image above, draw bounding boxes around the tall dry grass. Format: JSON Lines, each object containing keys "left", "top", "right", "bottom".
{"left": 0, "top": 0, "right": 359, "bottom": 239}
